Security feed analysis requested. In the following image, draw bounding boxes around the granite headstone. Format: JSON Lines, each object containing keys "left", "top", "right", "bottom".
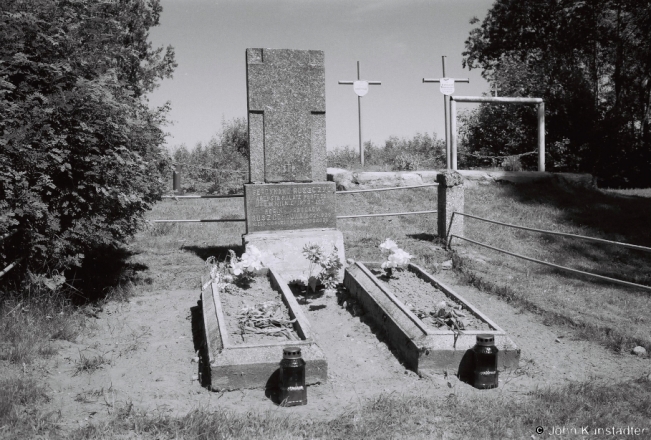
{"left": 243, "top": 48, "right": 345, "bottom": 282}
{"left": 246, "top": 48, "right": 327, "bottom": 183}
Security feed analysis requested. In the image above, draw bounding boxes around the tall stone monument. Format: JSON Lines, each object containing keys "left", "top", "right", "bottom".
{"left": 242, "top": 48, "right": 345, "bottom": 282}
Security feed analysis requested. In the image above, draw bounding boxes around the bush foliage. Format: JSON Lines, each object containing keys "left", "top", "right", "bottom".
{"left": 0, "top": 0, "right": 176, "bottom": 283}
{"left": 170, "top": 117, "right": 248, "bottom": 194}
{"left": 328, "top": 132, "right": 445, "bottom": 170}
{"left": 461, "top": 0, "right": 651, "bottom": 186}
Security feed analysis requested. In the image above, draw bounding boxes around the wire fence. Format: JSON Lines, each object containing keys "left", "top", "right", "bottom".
{"left": 458, "top": 150, "right": 538, "bottom": 160}
{"left": 452, "top": 212, "right": 651, "bottom": 253}
{"left": 161, "top": 194, "right": 244, "bottom": 200}
{"left": 172, "top": 163, "right": 248, "bottom": 174}
{"left": 448, "top": 212, "right": 651, "bottom": 291}
{"left": 155, "top": 177, "right": 440, "bottom": 223}
{"left": 335, "top": 183, "right": 438, "bottom": 219}
{"left": 336, "top": 183, "right": 438, "bottom": 194}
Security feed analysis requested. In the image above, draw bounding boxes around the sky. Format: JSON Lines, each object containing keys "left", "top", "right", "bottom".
{"left": 147, "top": 0, "right": 495, "bottom": 152}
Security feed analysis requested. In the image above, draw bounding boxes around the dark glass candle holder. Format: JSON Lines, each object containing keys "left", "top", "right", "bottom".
{"left": 472, "top": 334, "right": 499, "bottom": 389}
{"left": 279, "top": 346, "right": 307, "bottom": 406}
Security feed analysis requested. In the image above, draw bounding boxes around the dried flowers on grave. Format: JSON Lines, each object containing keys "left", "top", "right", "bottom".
{"left": 379, "top": 238, "right": 413, "bottom": 277}
{"left": 237, "top": 301, "right": 297, "bottom": 340}
{"left": 202, "top": 246, "right": 264, "bottom": 290}
{"left": 409, "top": 300, "right": 468, "bottom": 331}
{"left": 292, "top": 243, "right": 342, "bottom": 293}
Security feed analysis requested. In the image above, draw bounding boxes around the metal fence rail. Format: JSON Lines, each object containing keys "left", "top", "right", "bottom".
{"left": 449, "top": 234, "right": 651, "bottom": 292}
{"left": 155, "top": 182, "right": 440, "bottom": 222}
{"left": 336, "top": 183, "right": 438, "bottom": 194}
{"left": 453, "top": 212, "right": 651, "bottom": 253}
{"left": 151, "top": 219, "right": 245, "bottom": 223}
{"left": 338, "top": 210, "right": 437, "bottom": 219}
{"left": 161, "top": 194, "right": 244, "bottom": 199}
{"left": 336, "top": 182, "right": 438, "bottom": 219}
{"left": 0, "top": 258, "right": 21, "bottom": 279}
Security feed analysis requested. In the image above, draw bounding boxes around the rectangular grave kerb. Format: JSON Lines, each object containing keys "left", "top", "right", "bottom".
{"left": 343, "top": 262, "right": 520, "bottom": 374}
{"left": 201, "top": 267, "right": 327, "bottom": 391}
{"left": 246, "top": 48, "right": 326, "bottom": 183}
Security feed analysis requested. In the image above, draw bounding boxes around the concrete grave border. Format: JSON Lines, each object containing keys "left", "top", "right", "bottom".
{"left": 201, "top": 267, "right": 327, "bottom": 391}
{"left": 343, "top": 261, "right": 520, "bottom": 375}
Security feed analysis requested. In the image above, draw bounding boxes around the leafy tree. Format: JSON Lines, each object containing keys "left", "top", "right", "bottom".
{"left": 0, "top": 0, "right": 176, "bottom": 283}
{"left": 462, "top": 0, "right": 651, "bottom": 186}
{"left": 328, "top": 133, "right": 445, "bottom": 170}
{"left": 170, "top": 117, "right": 249, "bottom": 194}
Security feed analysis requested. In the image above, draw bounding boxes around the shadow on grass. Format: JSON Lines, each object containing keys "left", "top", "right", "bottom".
{"left": 498, "top": 180, "right": 651, "bottom": 247}
{"left": 407, "top": 233, "right": 439, "bottom": 242}
{"left": 68, "top": 245, "right": 148, "bottom": 305}
{"left": 190, "top": 301, "right": 212, "bottom": 389}
{"left": 183, "top": 244, "right": 245, "bottom": 262}
{"left": 463, "top": 180, "right": 651, "bottom": 288}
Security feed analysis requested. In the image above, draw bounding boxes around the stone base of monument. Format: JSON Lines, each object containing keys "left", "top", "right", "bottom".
{"left": 200, "top": 267, "right": 327, "bottom": 391}
{"left": 243, "top": 229, "right": 345, "bottom": 283}
{"left": 343, "top": 262, "right": 520, "bottom": 376}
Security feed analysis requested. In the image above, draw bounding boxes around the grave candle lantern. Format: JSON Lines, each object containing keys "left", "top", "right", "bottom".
{"left": 279, "top": 346, "right": 307, "bottom": 406}
{"left": 472, "top": 334, "right": 499, "bottom": 389}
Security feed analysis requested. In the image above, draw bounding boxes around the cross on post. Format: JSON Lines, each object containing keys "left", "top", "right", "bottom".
{"left": 422, "top": 56, "right": 469, "bottom": 170}
{"left": 338, "top": 61, "right": 381, "bottom": 167}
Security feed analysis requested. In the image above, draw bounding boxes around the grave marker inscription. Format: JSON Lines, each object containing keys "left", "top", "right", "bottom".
{"left": 244, "top": 182, "right": 336, "bottom": 233}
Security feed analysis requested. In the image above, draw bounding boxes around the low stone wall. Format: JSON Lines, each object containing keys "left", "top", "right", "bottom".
{"left": 327, "top": 168, "right": 594, "bottom": 191}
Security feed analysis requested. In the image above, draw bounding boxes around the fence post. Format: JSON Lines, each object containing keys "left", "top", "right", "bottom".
{"left": 437, "top": 170, "right": 464, "bottom": 242}
{"left": 450, "top": 98, "right": 458, "bottom": 170}
{"left": 537, "top": 102, "right": 545, "bottom": 172}
{"left": 173, "top": 166, "right": 183, "bottom": 195}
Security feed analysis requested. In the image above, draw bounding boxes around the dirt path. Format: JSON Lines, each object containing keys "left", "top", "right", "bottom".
{"left": 40, "top": 269, "right": 650, "bottom": 431}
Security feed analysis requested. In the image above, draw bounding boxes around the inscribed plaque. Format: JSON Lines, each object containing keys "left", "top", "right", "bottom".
{"left": 244, "top": 183, "right": 336, "bottom": 233}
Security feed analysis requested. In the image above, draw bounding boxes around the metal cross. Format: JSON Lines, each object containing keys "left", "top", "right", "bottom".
{"left": 338, "top": 61, "right": 381, "bottom": 167}
{"left": 422, "top": 56, "right": 469, "bottom": 170}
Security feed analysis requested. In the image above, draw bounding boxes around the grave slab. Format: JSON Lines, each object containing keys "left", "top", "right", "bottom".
{"left": 243, "top": 229, "right": 345, "bottom": 283}
{"left": 343, "top": 262, "right": 520, "bottom": 375}
{"left": 201, "top": 267, "right": 327, "bottom": 391}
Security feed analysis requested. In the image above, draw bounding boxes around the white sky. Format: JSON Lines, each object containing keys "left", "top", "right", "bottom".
{"left": 147, "top": 0, "right": 494, "bottom": 152}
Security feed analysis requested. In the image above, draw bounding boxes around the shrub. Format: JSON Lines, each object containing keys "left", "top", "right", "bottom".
{"left": 501, "top": 156, "right": 523, "bottom": 171}
{"left": 170, "top": 118, "right": 248, "bottom": 194}
{"left": 392, "top": 153, "right": 420, "bottom": 171}
{"left": 0, "top": 0, "right": 176, "bottom": 285}
{"left": 327, "top": 132, "right": 445, "bottom": 170}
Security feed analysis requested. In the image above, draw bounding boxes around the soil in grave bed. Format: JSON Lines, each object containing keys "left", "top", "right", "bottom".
{"left": 370, "top": 268, "right": 492, "bottom": 331}
{"left": 219, "top": 277, "right": 301, "bottom": 345}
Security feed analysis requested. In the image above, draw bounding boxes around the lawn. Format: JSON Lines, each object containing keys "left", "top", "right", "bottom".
{"left": 457, "top": 181, "right": 651, "bottom": 353}
{"left": 2, "top": 177, "right": 650, "bottom": 439}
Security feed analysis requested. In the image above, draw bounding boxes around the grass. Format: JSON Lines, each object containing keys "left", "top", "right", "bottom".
{"left": 602, "top": 187, "right": 651, "bottom": 198}
{"left": 0, "top": 294, "right": 83, "bottom": 365}
{"left": 0, "top": 376, "right": 57, "bottom": 438}
{"left": 456, "top": 181, "right": 651, "bottom": 354}
{"left": 60, "top": 377, "right": 651, "bottom": 439}
{"left": 2, "top": 176, "right": 651, "bottom": 439}
{"left": 72, "top": 351, "right": 110, "bottom": 376}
